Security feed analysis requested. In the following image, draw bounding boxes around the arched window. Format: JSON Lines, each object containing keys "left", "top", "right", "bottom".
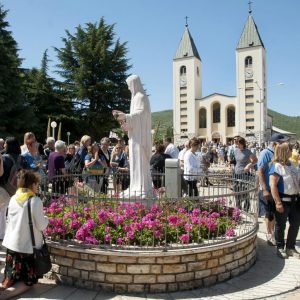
{"left": 245, "top": 56, "right": 252, "bottom": 68}
{"left": 199, "top": 108, "right": 207, "bottom": 128}
{"left": 213, "top": 103, "right": 220, "bottom": 123}
{"left": 227, "top": 106, "right": 235, "bottom": 127}
{"left": 180, "top": 66, "right": 186, "bottom": 75}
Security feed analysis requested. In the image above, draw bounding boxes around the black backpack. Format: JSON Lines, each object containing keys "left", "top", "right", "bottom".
{"left": 66, "top": 152, "right": 83, "bottom": 174}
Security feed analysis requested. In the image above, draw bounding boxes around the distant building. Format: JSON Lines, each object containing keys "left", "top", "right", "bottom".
{"left": 272, "top": 126, "right": 296, "bottom": 142}
{"left": 173, "top": 9, "right": 273, "bottom": 145}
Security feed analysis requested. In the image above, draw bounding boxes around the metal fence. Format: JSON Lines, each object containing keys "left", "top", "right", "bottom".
{"left": 40, "top": 170, "right": 258, "bottom": 251}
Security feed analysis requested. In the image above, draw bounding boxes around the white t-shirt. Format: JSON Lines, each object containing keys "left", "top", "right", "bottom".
{"left": 184, "top": 150, "right": 202, "bottom": 181}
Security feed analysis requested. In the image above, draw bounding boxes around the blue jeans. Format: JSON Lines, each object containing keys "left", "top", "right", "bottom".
{"left": 275, "top": 200, "right": 300, "bottom": 249}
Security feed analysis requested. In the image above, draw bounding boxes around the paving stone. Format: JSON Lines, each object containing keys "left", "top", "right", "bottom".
{"left": 37, "top": 285, "right": 77, "bottom": 298}
{"left": 64, "top": 288, "right": 98, "bottom": 299}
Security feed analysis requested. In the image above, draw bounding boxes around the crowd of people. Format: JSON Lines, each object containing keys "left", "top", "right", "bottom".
{"left": 0, "top": 130, "right": 300, "bottom": 298}
{"left": 153, "top": 134, "right": 300, "bottom": 261}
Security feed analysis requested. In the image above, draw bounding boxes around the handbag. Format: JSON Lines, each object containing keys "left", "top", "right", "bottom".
{"left": 0, "top": 186, "right": 10, "bottom": 209}
{"left": 84, "top": 164, "right": 104, "bottom": 175}
{"left": 27, "top": 197, "right": 52, "bottom": 277}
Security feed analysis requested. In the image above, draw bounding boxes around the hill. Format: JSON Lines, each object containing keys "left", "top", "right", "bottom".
{"left": 152, "top": 109, "right": 300, "bottom": 139}
{"left": 151, "top": 110, "right": 173, "bottom": 140}
{"left": 268, "top": 109, "right": 300, "bottom": 138}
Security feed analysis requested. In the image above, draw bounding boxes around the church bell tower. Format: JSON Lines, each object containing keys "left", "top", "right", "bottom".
{"left": 173, "top": 23, "right": 202, "bottom": 145}
{"left": 236, "top": 7, "right": 267, "bottom": 144}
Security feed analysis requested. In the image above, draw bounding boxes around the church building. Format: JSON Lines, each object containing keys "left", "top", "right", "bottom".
{"left": 173, "top": 9, "right": 273, "bottom": 145}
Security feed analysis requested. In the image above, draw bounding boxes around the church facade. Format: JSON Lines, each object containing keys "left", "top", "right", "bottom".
{"left": 173, "top": 12, "right": 272, "bottom": 145}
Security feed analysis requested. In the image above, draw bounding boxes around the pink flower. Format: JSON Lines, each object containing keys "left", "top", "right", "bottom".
{"left": 117, "top": 237, "right": 123, "bottom": 245}
{"left": 180, "top": 233, "right": 190, "bottom": 244}
{"left": 105, "top": 234, "right": 112, "bottom": 242}
{"left": 113, "top": 214, "right": 125, "bottom": 225}
{"left": 70, "top": 220, "right": 81, "bottom": 229}
{"left": 75, "top": 227, "right": 87, "bottom": 240}
{"left": 225, "top": 228, "right": 235, "bottom": 237}
{"left": 184, "top": 223, "right": 193, "bottom": 231}
{"left": 98, "top": 209, "right": 108, "bottom": 223}
{"left": 84, "top": 219, "right": 97, "bottom": 230}
{"left": 168, "top": 215, "right": 179, "bottom": 226}
{"left": 190, "top": 216, "right": 201, "bottom": 225}
{"left": 85, "top": 236, "right": 99, "bottom": 245}
{"left": 123, "top": 224, "right": 131, "bottom": 232}
{"left": 126, "top": 231, "right": 135, "bottom": 240}
{"left": 207, "top": 219, "right": 217, "bottom": 232}
{"left": 192, "top": 208, "right": 201, "bottom": 217}
{"left": 232, "top": 208, "right": 241, "bottom": 221}
{"left": 154, "top": 230, "right": 161, "bottom": 237}
{"left": 210, "top": 212, "right": 220, "bottom": 218}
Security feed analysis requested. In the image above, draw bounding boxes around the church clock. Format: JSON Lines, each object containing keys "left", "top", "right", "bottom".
{"left": 180, "top": 76, "right": 187, "bottom": 87}
{"left": 245, "top": 68, "right": 253, "bottom": 78}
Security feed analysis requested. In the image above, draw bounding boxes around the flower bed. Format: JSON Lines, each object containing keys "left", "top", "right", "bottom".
{"left": 44, "top": 198, "right": 241, "bottom": 248}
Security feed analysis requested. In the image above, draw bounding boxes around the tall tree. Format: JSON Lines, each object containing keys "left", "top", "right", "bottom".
{"left": 55, "top": 18, "right": 131, "bottom": 139}
{"left": 23, "top": 50, "right": 74, "bottom": 142}
{"left": 0, "top": 5, "right": 34, "bottom": 139}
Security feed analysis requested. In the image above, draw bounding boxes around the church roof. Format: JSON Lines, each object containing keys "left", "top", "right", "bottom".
{"left": 174, "top": 26, "right": 201, "bottom": 60}
{"left": 272, "top": 126, "right": 296, "bottom": 136}
{"left": 197, "top": 93, "right": 236, "bottom": 101}
{"left": 237, "top": 15, "right": 264, "bottom": 49}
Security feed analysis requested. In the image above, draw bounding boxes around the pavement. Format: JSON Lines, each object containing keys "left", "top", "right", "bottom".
{"left": 1, "top": 217, "right": 300, "bottom": 300}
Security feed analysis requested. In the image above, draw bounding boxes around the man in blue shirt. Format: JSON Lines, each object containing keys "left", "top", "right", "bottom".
{"left": 257, "top": 133, "right": 289, "bottom": 246}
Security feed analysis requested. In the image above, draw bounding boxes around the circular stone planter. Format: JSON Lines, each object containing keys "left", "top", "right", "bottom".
{"left": 47, "top": 228, "right": 257, "bottom": 293}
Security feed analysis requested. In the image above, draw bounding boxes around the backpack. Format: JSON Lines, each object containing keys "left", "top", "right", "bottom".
{"left": 2, "top": 155, "right": 21, "bottom": 196}
{"left": 66, "top": 152, "right": 83, "bottom": 174}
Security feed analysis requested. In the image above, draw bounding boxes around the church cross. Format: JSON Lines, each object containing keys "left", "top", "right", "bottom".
{"left": 185, "top": 16, "right": 189, "bottom": 27}
{"left": 248, "top": 1, "right": 253, "bottom": 14}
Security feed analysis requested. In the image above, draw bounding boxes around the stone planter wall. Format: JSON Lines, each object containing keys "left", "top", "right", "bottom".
{"left": 48, "top": 232, "right": 256, "bottom": 293}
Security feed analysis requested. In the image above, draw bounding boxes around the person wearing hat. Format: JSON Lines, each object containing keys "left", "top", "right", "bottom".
{"left": 257, "top": 133, "right": 289, "bottom": 246}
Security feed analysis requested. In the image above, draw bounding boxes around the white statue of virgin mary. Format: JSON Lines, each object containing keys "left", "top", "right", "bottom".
{"left": 113, "top": 75, "right": 152, "bottom": 199}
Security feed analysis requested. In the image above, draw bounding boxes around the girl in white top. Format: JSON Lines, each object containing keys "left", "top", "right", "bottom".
{"left": 0, "top": 170, "right": 48, "bottom": 299}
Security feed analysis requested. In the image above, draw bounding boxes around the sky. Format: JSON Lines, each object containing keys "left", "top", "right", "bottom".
{"left": 2, "top": 0, "right": 300, "bottom": 115}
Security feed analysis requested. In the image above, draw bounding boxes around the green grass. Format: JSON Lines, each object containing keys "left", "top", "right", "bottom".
{"left": 152, "top": 109, "right": 300, "bottom": 139}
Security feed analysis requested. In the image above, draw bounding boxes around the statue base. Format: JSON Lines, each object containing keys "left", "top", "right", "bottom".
{"left": 119, "top": 188, "right": 157, "bottom": 207}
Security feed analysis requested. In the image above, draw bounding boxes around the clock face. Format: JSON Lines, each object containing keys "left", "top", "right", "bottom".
{"left": 245, "top": 69, "right": 253, "bottom": 78}
{"left": 180, "top": 77, "right": 187, "bottom": 87}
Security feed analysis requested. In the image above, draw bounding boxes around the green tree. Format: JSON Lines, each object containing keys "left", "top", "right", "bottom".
{"left": 165, "top": 126, "right": 174, "bottom": 140}
{"left": 0, "top": 5, "right": 34, "bottom": 139}
{"left": 23, "top": 50, "right": 74, "bottom": 142}
{"left": 55, "top": 18, "right": 131, "bottom": 139}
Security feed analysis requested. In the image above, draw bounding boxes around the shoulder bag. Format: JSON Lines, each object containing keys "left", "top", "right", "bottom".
{"left": 27, "top": 197, "right": 52, "bottom": 277}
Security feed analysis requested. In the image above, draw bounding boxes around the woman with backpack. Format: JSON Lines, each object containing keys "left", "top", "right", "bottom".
{"left": 0, "top": 137, "right": 21, "bottom": 240}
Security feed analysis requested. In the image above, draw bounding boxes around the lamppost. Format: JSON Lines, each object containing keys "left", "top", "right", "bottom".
{"left": 50, "top": 121, "right": 57, "bottom": 139}
{"left": 255, "top": 81, "right": 263, "bottom": 147}
{"left": 67, "top": 132, "right": 70, "bottom": 145}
